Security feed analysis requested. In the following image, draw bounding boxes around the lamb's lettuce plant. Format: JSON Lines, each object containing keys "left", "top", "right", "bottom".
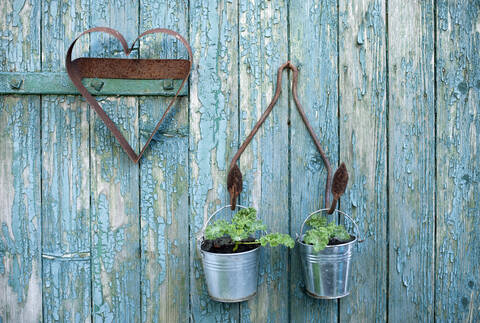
{"left": 205, "top": 207, "right": 294, "bottom": 252}
{"left": 303, "top": 214, "right": 351, "bottom": 252}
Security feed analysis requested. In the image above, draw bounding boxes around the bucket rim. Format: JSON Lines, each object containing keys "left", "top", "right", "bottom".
{"left": 200, "top": 245, "right": 261, "bottom": 256}
{"left": 208, "top": 292, "right": 257, "bottom": 303}
{"left": 296, "top": 234, "right": 357, "bottom": 249}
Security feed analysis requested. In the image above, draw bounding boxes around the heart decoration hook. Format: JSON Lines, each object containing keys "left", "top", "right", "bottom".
{"left": 66, "top": 27, "right": 193, "bottom": 163}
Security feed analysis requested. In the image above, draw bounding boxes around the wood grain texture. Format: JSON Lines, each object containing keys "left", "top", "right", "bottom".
{"left": 338, "top": 0, "right": 388, "bottom": 321}
{"left": 289, "top": 0, "right": 339, "bottom": 322}
{"left": 0, "top": 1, "right": 42, "bottom": 322}
{"left": 189, "top": 0, "right": 240, "bottom": 321}
{"left": 237, "top": 1, "right": 289, "bottom": 322}
{"left": 0, "top": 72, "right": 188, "bottom": 96}
{"left": 0, "top": 0, "right": 479, "bottom": 322}
{"left": 89, "top": 1, "right": 140, "bottom": 322}
{"left": 436, "top": 1, "right": 480, "bottom": 322}
{"left": 42, "top": 257, "right": 91, "bottom": 322}
{"left": 0, "top": 96, "right": 42, "bottom": 323}
{"left": 388, "top": 1, "right": 436, "bottom": 321}
{"left": 139, "top": 1, "right": 189, "bottom": 322}
{"left": 90, "top": 96, "right": 140, "bottom": 322}
{"left": 41, "top": 0, "right": 91, "bottom": 321}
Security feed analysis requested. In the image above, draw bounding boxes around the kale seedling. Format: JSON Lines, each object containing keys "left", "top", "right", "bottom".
{"left": 303, "top": 214, "right": 352, "bottom": 252}
{"left": 204, "top": 207, "right": 295, "bottom": 252}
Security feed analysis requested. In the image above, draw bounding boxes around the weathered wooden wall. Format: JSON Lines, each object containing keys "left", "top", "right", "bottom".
{"left": 1, "top": 0, "right": 479, "bottom": 322}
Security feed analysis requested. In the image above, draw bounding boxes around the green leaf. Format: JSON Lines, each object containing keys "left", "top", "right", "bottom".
{"left": 304, "top": 228, "right": 330, "bottom": 252}
{"left": 331, "top": 225, "right": 351, "bottom": 241}
{"left": 232, "top": 207, "right": 266, "bottom": 236}
{"left": 204, "top": 219, "right": 229, "bottom": 240}
{"left": 259, "top": 233, "right": 295, "bottom": 248}
{"left": 306, "top": 214, "right": 328, "bottom": 229}
{"left": 303, "top": 218, "right": 351, "bottom": 252}
{"left": 203, "top": 207, "right": 293, "bottom": 249}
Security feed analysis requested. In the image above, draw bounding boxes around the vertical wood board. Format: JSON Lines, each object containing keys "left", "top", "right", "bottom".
{"left": 41, "top": 0, "right": 92, "bottom": 321}
{"left": 387, "top": 0, "right": 436, "bottom": 321}
{"left": 189, "top": 0, "right": 240, "bottom": 321}
{"left": 0, "top": 1, "right": 42, "bottom": 322}
{"left": 139, "top": 1, "right": 190, "bottom": 322}
{"left": 435, "top": 1, "right": 480, "bottom": 322}
{"left": 338, "top": 0, "right": 388, "bottom": 321}
{"left": 89, "top": 1, "right": 141, "bottom": 322}
{"left": 289, "top": 0, "right": 340, "bottom": 322}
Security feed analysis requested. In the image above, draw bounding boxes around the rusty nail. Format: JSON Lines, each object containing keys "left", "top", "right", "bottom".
{"left": 163, "top": 79, "right": 174, "bottom": 90}
{"left": 9, "top": 78, "right": 23, "bottom": 90}
{"left": 90, "top": 80, "right": 104, "bottom": 92}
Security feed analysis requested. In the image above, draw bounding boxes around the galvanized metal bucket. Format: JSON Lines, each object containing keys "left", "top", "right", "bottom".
{"left": 198, "top": 205, "right": 260, "bottom": 303}
{"left": 297, "top": 209, "right": 364, "bottom": 299}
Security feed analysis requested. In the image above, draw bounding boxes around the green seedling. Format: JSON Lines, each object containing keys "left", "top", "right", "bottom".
{"left": 205, "top": 207, "right": 295, "bottom": 252}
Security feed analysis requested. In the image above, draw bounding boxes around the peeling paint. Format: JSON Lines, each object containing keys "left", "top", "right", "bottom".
{"left": 189, "top": 0, "right": 240, "bottom": 321}
{"left": 339, "top": 0, "right": 388, "bottom": 322}
{"left": 0, "top": 0, "right": 479, "bottom": 322}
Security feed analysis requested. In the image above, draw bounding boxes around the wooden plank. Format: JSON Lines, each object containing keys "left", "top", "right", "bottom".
{"left": 289, "top": 0, "right": 339, "bottom": 321}
{"left": 0, "top": 1, "right": 42, "bottom": 322}
{"left": 90, "top": 95, "right": 140, "bottom": 322}
{"left": 189, "top": 0, "right": 240, "bottom": 321}
{"left": 40, "top": 1, "right": 91, "bottom": 321}
{"left": 89, "top": 1, "right": 141, "bottom": 322}
{"left": 138, "top": 1, "right": 190, "bottom": 322}
{"left": 0, "top": 0, "right": 40, "bottom": 72}
{"left": 436, "top": 1, "right": 480, "bottom": 322}
{"left": 387, "top": 1, "right": 436, "bottom": 321}
{"left": 0, "top": 72, "right": 188, "bottom": 96}
{"left": 42, "top": 257, "right": 91, "bottom": 322}
{"left": 338, "top": 0, "right": 388, "bottom": 321}
{"left": 0, "top": 96, "right": 42, "bottom": 323}
{"left": 41, "top": 96, "right": 91, "bottom": 323}
{"left": 237, "top": 1, "right": 289, "bottom": 321}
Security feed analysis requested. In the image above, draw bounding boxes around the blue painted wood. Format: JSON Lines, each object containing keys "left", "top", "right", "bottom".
{"left": 0, "top": 1, "right": 42, "bottom": 322}
{"left": 189, "top": 0, "right": 240, "bottom": 322}
{"left": 0, "top": 0, "right": 478, "bottom": 322}
{"left": 338, "top": 0, "right": 388, "bottom": 322}
{"left": 0, "top": 96, "right": 42, "bottom": 323}
{"left": 89, "top": 1, "right": 141, "bottom": 322}
{"left": 0, "top": 72, "right": 189, "bottom": 96}
{"left": 40, "top": 0, "right": 91, "bottom": 321}
{"left": 289, "top": 0, "right": 340, "bottom": 322}
{"left": 238, "top": 1, "right": 289, "bottom": 322}
{"left": 436, "top": 1, "right": 480, "bottom": 322}
{"left": 139, "top": 1, "right": 190, "bottom": 322}
{"left": 388, "top": 1, "right": 436, "bottom": 321}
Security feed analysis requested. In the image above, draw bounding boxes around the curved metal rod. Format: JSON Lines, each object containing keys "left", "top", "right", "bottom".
{"left": 299, "top": 208, "right": 364, "bottom": 243}
{"left": 229, "top": 61, "right": 332, "bottom": 207}
{"left": 66, "top": 27, "right": 193, "bottom": 163}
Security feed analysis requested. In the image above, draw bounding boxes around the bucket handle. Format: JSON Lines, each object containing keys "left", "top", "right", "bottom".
{"left": 199, "top": 204, "right": 248, "bottom": 239}
{"left": 299, "top": 209, "right": 364, "bottom": 243}
{"left": 197, "top": 204, "right": 249, "bottom": 251}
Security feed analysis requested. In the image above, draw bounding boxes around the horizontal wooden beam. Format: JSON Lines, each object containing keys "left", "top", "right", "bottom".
{"left": 0, "top": 72, "right": 188, "bottom": 96}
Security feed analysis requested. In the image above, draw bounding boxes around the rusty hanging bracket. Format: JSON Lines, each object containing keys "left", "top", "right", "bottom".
{"left": 66, "top": 27, "right": 193, "bottom": 163}
{"left": 227, "top": 61, "right": 336, "bottom": 210}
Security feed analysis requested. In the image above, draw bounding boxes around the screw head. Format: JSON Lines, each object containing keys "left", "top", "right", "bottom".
{"left": 9, "top": 78, "right": 23, "bottom": 90}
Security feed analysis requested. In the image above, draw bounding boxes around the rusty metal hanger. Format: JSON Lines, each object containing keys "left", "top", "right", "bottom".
{"left": 66, "top": 27, "right": 193, "bottom": 163}
{"left": 227, "top": 61, "right": 332, "bottom": 210}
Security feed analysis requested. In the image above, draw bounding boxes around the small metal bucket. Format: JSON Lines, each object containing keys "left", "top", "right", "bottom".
{"left": 297, "top": 209, "right": 364, "bottom": 299}
{"left": 198, "top": 205, "right": 260, "bottom": 302}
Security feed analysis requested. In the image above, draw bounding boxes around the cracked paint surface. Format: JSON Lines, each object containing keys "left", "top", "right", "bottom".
{"left": 0, "top": 0, "right": 479, "bottom": 322}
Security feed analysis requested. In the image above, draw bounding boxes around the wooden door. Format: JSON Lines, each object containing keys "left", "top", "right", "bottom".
{"left": 0, "top": 0, "right": 478, "bottom": 322}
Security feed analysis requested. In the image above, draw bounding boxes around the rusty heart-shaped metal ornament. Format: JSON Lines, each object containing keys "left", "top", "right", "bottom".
{"left": 66, "top": 27, "right": 192, "bottom": 163}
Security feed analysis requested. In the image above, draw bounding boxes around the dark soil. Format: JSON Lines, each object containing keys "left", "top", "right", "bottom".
{"left": 303, "top": 235, "right": 356, "bottom": 247}
{"left": 328, "top": 235, "right": 355, "bottom": 246}
{"left": 201, "top": 236, "right": 260, "bottom": 254}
